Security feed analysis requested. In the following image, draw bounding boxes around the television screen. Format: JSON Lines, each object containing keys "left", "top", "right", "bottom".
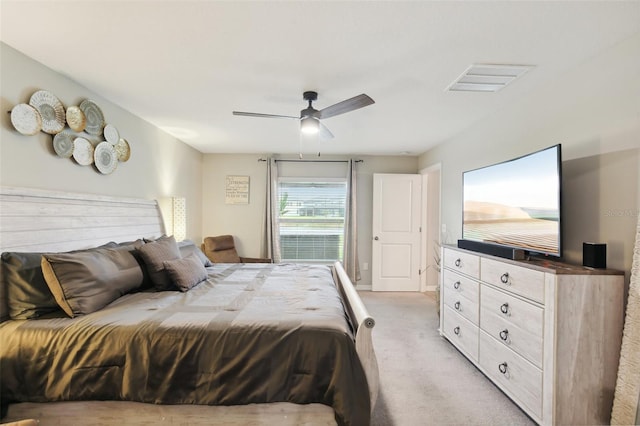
{"left": 462, "top": 144, "right": 562, "bottom": 257}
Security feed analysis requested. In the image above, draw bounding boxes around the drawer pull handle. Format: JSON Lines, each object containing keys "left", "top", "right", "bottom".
{"left": 499, "top": 329, "right": 509, "bottom": 341}
{"left": 453, "top": 326, "right": 460, "bottom": 335}
{"left": 500, "top": 303, "right": 509, "bottom": 314}
{"left": 454, "top": 301, "right": 461, "bottom": 310}
{"left": 455, "top": 258, "right": 461, "bottom": 267}
{"left": 453, "top": 281, "right": 461, "bottom": 290}
{"left": 500, "top": 272, "right": 510, "bottom": 284}
{"left": 498, "top": 362, "right": 508, "bottom": 374}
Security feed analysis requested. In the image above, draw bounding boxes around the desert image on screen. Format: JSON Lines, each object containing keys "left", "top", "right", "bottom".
{"left": 463, "top": 147, "right": 560, "bottom": 255}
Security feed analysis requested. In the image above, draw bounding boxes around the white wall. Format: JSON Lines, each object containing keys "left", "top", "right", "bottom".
{"left": 201, "top": 154, "right": 267, "bottom": 257}
{"left": 1, "top": 43, "right": 204, "bottom": 242}
{"left": 202, "top": 153, "right": 419, "bottom": 286}
{"left": 418, "top": 32, "right": 640, "bottom": 274}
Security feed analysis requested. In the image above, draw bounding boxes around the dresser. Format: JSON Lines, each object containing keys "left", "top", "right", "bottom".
{"left": 440, "top": 245, "right": 625, "bottom": 425}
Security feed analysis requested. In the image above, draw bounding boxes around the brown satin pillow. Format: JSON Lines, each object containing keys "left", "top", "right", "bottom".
{"left": 41, "top": 246, "right": 144, "bottom": 318}
{"left": 2, "top": 251, "right": 61, "bottom": 319}
{"left": 136, "top": 235, "right": 181, "bottom": 291}
{"left": 163, "top": 252, "right": 208, "bottom": 292}
{"left": 1, "top": 241, "right": 134, "bottom": 320}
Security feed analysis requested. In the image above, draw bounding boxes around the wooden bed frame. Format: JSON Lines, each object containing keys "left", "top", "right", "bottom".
{"left": 0, "top": 186, "right": 378, "bottom": 425}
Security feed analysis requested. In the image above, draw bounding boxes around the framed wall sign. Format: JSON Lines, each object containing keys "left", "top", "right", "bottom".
{"left": 225, "top": 175, "right": 250, "bottom": 204}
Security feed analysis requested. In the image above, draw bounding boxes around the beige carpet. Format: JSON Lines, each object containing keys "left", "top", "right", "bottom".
{"left": 361, "top": 291, "right": 535, "bottom": 426}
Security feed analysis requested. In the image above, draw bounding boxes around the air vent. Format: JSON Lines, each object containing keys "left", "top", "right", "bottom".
{"left": 447, "top": 64, "right": 533, "bottom": 92}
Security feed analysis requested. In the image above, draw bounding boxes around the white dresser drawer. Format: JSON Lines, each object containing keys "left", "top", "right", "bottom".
{"left": 480, "top": 285, "right": 544, "bottom": 368}
{"left": 444, "top": 284, "right": 478, "bottom": 325}
{"left": 440, "top": 246, "right": 625, "bottom": 425}
{"left": 479, "top": 331, "right": 542, "bottom": 420}
{"left": 444, "top": 248, "right": 479, "bottom": 279}
{"left": 480, "top": 257, "right": 545, "bottom": 303}
{"left": 443, "top": 305, "right": 478, "bottom": 362}
{"left": 443, "top": 269, "right": 479, "bottom": 304}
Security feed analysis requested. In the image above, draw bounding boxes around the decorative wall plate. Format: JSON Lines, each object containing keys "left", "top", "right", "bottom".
{"left": 104, "top": 124, "right": 120, "bottom": 145}
{"left": 79, "top": 99, "right": 105, "bottom": 135}
{"left": 115, "top": 138, "right": 131, "bottom": 162}
{"left": 94, "top": 141, "right": 118, "bottom": 174}
{"left": 29, "top": 90, "right": 65, "bottom": 134}
{"left": 72, "top": 137, "right": 94, "bottom": 165}
{"left": 52, "top": 131, "right": 75, "bottom": 158}
{"left": 10, "top": 103, "right": 42, "bottom": 135}
{"left": 66, "top": 106, "right": 86, "bottom": 132}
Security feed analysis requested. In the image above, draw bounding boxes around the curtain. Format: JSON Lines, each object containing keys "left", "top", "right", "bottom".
{"left": 262, "top": 158, "right": 281, "bottom": 263}
{"left": 343, "top": 159, "right": 360, "bottom": 282}
{"left": 611, "top": 213, "right": 640, "bottom": 424}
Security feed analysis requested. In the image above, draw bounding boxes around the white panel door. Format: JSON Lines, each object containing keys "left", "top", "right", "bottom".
{"left": 372, "top": 173, "right": 422, "bottom": 291}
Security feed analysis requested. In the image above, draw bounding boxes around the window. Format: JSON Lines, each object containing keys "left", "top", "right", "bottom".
{"left": 277, "top": 179, "right": 347, "bottom": 262}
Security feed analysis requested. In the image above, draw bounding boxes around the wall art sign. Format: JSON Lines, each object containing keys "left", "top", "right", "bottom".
{"left": 225, "top": 175, "right": 250, "bottom": 204}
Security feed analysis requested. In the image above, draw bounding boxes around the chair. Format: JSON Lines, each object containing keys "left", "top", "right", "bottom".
{"left": 201, "top": 235, "right": 271, "bottom": 264}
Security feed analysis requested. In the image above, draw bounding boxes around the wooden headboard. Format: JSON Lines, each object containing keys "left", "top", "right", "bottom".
{"left": 0, "top": 186, "right": 166, "bottom": 320}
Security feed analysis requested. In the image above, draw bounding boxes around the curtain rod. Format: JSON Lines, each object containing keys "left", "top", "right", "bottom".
{"left": 258, "top": 159, "right": 363, "bottom": 163}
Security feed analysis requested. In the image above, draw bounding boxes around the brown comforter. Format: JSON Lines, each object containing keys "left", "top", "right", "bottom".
{"left": 0, "top": 263, "right": 370, "bottom": 425}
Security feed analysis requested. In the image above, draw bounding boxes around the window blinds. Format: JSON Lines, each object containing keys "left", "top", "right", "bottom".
{"left": 277, "top": 179, "right": 347, "bottom": 262}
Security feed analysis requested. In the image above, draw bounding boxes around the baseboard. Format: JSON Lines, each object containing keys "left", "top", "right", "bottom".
{"left": 357, "top": 285, "right": 431, "bottom": 291}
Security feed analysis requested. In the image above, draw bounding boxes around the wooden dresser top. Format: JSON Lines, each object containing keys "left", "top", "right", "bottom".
{"left": 444, "top": 244, "right": 624, "bottom": 276}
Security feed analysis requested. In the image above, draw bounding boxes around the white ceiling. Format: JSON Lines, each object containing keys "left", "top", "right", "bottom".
{"left": 2, "top": 1, "right": 639, "bottom": 156}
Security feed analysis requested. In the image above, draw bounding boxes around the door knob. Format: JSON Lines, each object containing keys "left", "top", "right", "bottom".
{"left": 374, "top": 236, "right": 379, "bottom": 240}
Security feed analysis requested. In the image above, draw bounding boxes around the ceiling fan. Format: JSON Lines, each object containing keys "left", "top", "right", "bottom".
{"left": 232, "top": 91, "right": 375, "bottom": 139}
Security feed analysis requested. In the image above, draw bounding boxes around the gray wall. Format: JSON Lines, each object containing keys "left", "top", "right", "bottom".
{"left": 419, "top": 32, "right": 640, "bottom": 275}
{"left": 1, "top": 43, "right": 204, "bottom": 242}
{"left": 202, "top": 154, "right": 419, "bottom": 286}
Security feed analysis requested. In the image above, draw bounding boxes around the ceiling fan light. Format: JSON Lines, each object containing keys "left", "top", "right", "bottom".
{"left": 301, "top": 117, "right": 319, "bottom": 134}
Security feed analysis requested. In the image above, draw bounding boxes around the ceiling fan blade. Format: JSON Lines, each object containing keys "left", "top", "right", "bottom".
{"left": 319, "top": 122, "right": 334, "bottom": 139}
{"left": 316, "top": 94, "right": 375, "bottom": 119}
{"left": 233, "top": 111, "right": 299, "bottom": 120}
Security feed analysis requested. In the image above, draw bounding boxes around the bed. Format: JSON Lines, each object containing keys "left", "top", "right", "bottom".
{"left": 0, "top": 187, "right": 378, "bottom": 426}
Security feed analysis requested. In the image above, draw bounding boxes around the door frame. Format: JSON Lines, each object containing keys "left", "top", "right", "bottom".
{"left": 420, "top": 163, "right": 442, "bottom": 292}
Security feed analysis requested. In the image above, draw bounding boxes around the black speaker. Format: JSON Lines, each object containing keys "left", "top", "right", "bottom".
{"left": 583, "top": 242, "right": 606, "bottom": 269}
{"left": 457, "top": 239, "right": 526, "bottom": 260}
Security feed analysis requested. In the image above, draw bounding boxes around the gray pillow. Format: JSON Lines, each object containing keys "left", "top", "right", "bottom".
{"left": 41, "top": 245, "right": 144, "bottom": 318}
{"left": 178, "top": 240, "right": 214, "bottom": 267}
{"left": 163, "top": 252, "right": 208, "bottom": 292}
{"left": 137, "top": 235, "right": 181, "bottom": 291}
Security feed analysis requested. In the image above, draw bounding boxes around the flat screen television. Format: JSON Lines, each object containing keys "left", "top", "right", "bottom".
{"left": 460, "top": 144, "right": 562, "bottom": 259}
